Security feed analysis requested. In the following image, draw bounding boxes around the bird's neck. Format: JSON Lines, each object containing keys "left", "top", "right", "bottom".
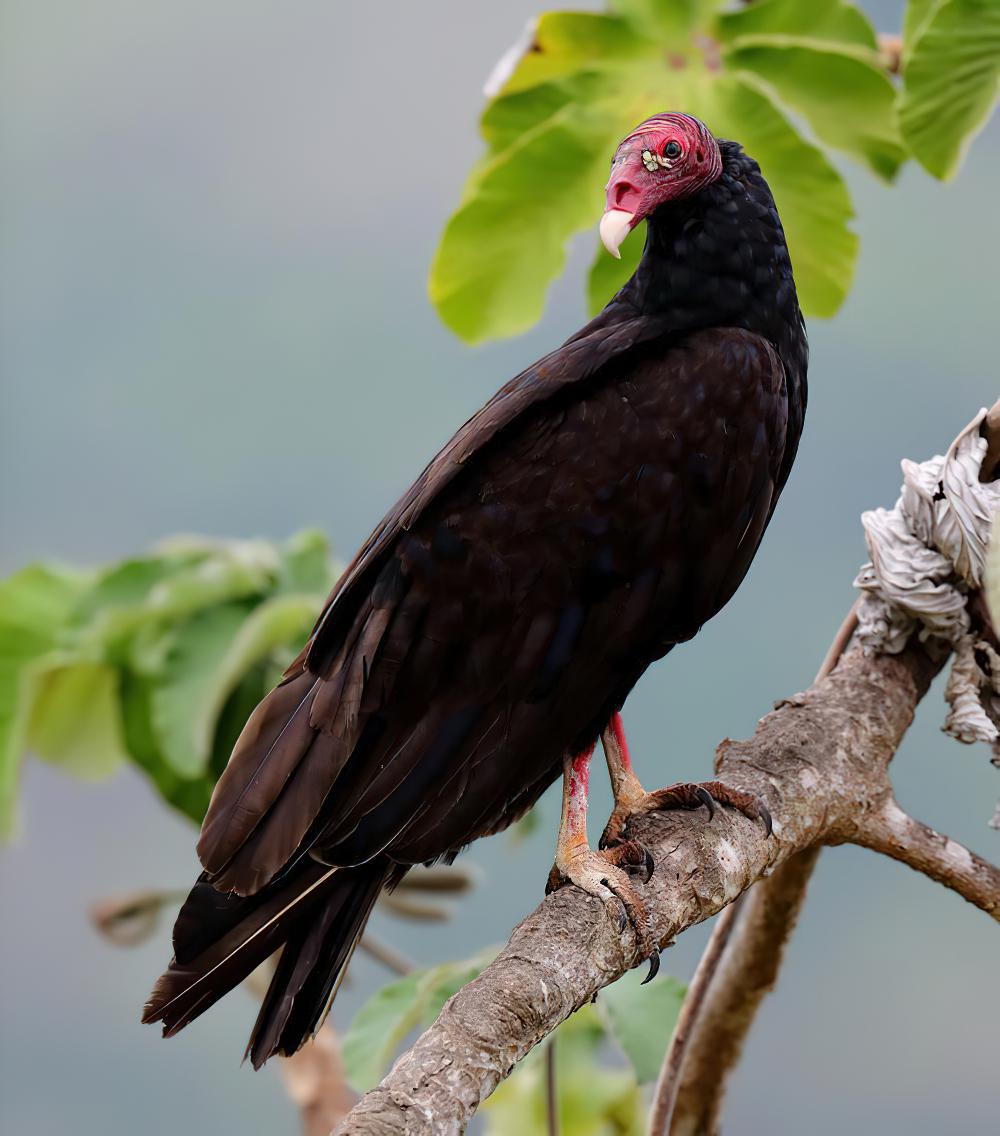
{"left": 619, "top": 142, "right": 807, "bottom": 382}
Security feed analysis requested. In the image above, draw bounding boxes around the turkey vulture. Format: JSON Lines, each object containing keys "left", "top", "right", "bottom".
{"left": 145, "top": 112, "right": 807, "bottom": 1066}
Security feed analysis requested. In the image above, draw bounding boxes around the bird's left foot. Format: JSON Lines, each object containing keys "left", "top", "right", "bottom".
{"left": 599, "top": 779, "right": 773, "bottom": 851}
{"left": 599, "top": 712, "right": 771, "bottom": 852}
{"left": 547, "top": 746, "right": 660, "bottom": 978}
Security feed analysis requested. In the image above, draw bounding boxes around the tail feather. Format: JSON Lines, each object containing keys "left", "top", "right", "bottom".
{"left": 246, "top": 862, "right": 387, "bottom": 1067}
{"left": 143, "top": 858, "right": 388, "bottom": 1059}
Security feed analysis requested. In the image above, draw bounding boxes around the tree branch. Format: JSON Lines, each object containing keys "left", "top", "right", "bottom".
{"left": 851, "top": 797, "right": 1000, "bottom": 914}
{"left": 877, "top": 33, "right": 902, "bottom": 75}
{"left": 337, "top": 639, "right": 999, "bottom": 1134}
{"left": 647, "top": 891, "right": 743, "bottom": 1136}
{"left": 280, "top": 1025, "right": 356, "bottom": 1136}
{"left": 664, "top": 848, "right": 821, "bottom": 1136}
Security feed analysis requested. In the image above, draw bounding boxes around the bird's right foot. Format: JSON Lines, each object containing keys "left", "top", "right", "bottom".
{"left": 545, "top": 839, "right": 658, "bottom": 975}
{"left": 547, "top": 745, "right": 660, "bottom": 978}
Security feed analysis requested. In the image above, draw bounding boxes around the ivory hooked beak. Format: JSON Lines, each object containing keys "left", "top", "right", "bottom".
{"left": 599, "top": 209, "right": 635, "bottom": 259}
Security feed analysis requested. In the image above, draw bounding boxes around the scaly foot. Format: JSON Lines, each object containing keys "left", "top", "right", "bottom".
{"left": 546, "top": 838, "right": 660, "bottom": 982}
{"left": 547, "top": 745, "right": 661, "bottom": 981}
{"left": 599, "top": 778, "right": 773, "bottom": 851}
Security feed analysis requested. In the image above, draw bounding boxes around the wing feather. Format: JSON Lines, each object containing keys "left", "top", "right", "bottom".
{"left": 196, "top": 321, "right": 789, "bottom": 897}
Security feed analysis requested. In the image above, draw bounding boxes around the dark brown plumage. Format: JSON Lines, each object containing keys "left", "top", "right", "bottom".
{"left": 145, "top": 113, "right": 807, "bottom": 1066}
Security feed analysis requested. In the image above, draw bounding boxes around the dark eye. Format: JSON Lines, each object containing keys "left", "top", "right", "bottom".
{"left": 663, "top": 140, "right": 682, "bottom": 159}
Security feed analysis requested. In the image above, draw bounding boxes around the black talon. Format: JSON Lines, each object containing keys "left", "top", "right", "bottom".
{"left": 694, "top": 785, "right": 716, "bottom": 820}
{"left": 641, "top": 949, "right": 661, "bottom": 985}
{"left": 758, "top": 798, "right": 773, "bottom": 837}
{"left": 639, "top": 844, "right": 655, "bottom": 883}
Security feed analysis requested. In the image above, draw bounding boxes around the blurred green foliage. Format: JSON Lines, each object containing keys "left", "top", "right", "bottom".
{"left": 430, "top": 0, "right": 1000, "bottom": 343}
{"left": 341, "top": 948, "right": 686, "bottom": 1133}
{"left": 342, "top": 948, "right": 500, "bottom": 1092}
{"left": 0, "top": 531, "right": 336, "bottom": 835}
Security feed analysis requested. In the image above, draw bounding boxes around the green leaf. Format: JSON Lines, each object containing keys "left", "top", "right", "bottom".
{"left": 150, "top": 603, "right": 252, "bottom": 777}
{"left": 68, "top": 542, "right": 280, "bottom": 660}
{"left": 716, "top": 0, "right": 878, "bottom": 51}
{"left": 0, "top": 653, "right": 41, "bottom": 839}
{"left": 276, "top": 529, "right": 337, "bottom": 595}
{"left": 493, "top": 12, "right": 654, "bottom": 97}
{"left": 483, "top": 1004, "right": 643, "bottom": 1135}
{"left": 430, "top": 93, "right": 643, "bottom": 343}
{"left": 119, "top": 671, "right": 214, "bottom": 825}
{"left": 27, "top": 662, "right": 129, "bottom": 780}
{"left": 898, "top": 0, "right": 1000, "bottom": 179}
{"left": 0, "top": 564, "right": 91, "bottom": 837}
{"left": 0, "top": 532, "right": 336, "bottom": 829}
{"left": 343, "top": 948, "right": 497, "bottom": 1091}
{"left": 612, "top": 0, "right": 717, "bottom": 42}
{"left": 702, "top": 74, "right": 858, "bottom": 317}
{"left": 903, "top": 0, "right": 941, "bottom": 60}
{"left": 342, "top": 970, "right": 426, "bottom": 1092}
{"left": 597, "top": 968, "right": 686, "bottom": 1084}
{"left": 482, "top": 72, "right": 608, "bottom": 156}
{"left": 131, "top": 542, "right": 280, "bottom": 621}
{"left": 0, "top": 563, "right": 92, "bottom": 642}
{"left": 723, "top": 40, "right": 906, "bottom": 180}
{"left": 71, "top": 556, "right": 186, "bottom": 625}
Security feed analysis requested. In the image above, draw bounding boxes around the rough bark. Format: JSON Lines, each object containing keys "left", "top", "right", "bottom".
{"left": 336, "top": 640, "right": 1000, "bottom": 1135}
{"left": 850, "top": 797, "right": 1000, "bottom": 913}
{"left": 647, "top": 890, "right": 744, "bottom": 1136}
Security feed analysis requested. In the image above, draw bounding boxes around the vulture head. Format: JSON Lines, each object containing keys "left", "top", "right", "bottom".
{"left": 600, "top": 112, "right": 724, "bottom": 258}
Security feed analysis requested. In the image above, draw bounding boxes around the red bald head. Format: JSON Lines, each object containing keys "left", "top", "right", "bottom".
{"left": 600, "top": 113, "right": 724, "bottom": 257}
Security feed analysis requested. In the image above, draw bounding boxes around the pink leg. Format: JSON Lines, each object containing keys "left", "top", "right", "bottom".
{"left": 601, "top": 711, "right": 646, "bottom": 808}
{"left": 546, "top": 742, "right": 657, "bottom": 968}
{"left": 555, "top": 745, "right": 595, "bottom": 863}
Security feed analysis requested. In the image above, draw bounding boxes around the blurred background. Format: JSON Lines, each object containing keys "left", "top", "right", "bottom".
{"left": 1, "top": 1, "right": 997, "bottom": 1133}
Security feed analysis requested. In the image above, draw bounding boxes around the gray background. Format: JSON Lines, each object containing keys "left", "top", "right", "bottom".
{"left": 2, "top": 2, "right": 997, "bottom": 1133}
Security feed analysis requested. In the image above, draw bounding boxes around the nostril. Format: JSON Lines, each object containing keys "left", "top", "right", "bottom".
{"left": 613, "top": 181, "right": 636, "bottom": 207}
